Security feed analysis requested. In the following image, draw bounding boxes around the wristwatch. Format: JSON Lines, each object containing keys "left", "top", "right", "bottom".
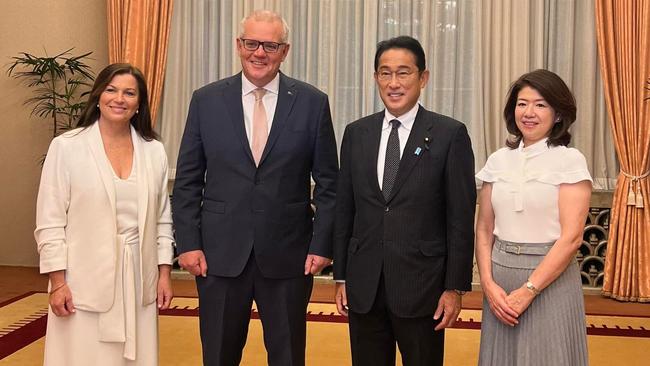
{"left": 453, "top": 289, "right": 467, "bottom": 296}
{"left": 525, "top": 281, "right": 540, "bottom": 296}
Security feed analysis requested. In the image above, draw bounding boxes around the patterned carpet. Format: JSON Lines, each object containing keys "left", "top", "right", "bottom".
{"left": 1, "top": 292, "right": 649, "bottom": 365}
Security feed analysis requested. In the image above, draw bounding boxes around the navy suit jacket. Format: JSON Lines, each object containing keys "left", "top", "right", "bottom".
{"left": 333, "top": 106, "right": 476, "bottom": 317}
{"left": 173, "top": 72, "right": 338, "bottom": 279}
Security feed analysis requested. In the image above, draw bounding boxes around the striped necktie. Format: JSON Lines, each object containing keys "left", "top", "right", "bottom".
{"left": 382, "top": 119, "right": 401, "bottom": 200}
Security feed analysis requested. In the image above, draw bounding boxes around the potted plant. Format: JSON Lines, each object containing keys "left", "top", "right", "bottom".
{"left": 6, "top": 48, "right": 95, "bottom": 142}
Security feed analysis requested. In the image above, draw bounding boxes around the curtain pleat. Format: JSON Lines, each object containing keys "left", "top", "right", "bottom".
{"left": 107, "top": 0, "right": 173, "bottom": 125}
{"left": 472, "top": 0, "right": 616, "bottom": 188}
{"left": 158, "top": 0, "right": 618, "bottom": 189}
{"left": 596, "top": 0, "right": 650, "bottom": 302}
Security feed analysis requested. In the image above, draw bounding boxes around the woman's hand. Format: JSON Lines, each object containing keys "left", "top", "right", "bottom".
{"left": 49, "top": 283, "right": 76, "bottom": 317}
{"left": 157, "top": 264, "right": 173, "bottom": 310}
{"left": 48, "top": 270, "right": 75, "bottom": 317}
{"left": 483, "top": 281, "right": 519, "bottom": 326}
{"left": 505, "top": 285, "right": 536, "bottom": 316}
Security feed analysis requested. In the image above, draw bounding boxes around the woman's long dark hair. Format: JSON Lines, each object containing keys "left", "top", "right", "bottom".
{"left": 76, "top": 63, "right": 157, "bottom": 140}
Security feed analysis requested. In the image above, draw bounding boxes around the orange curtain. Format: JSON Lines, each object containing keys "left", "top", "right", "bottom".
{"left": 107, "top": 0, "right": 173, "bottom": 125}
{"left": 595, "top": 0, "right": 650, "bottom": 302}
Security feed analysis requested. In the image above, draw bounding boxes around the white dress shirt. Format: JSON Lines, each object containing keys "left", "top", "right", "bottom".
{"left": 476, "top": 138, "right": 592, "bottom": 243}
{"left": 242, "top": 73, "right": 280, "bottom": 148}
{"left": 377, "top": 103, "right": 419, "bottom": 190}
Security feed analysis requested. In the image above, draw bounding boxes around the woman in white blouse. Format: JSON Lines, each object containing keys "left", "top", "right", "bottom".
{"left": 475, "top": 69, "right": 591, "bottom": 365}
{"left": 35, "top": 64, "right": 174, "bottom": 365}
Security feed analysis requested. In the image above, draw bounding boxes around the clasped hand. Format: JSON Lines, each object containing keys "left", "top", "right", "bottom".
{"left": 483, "top": 282, "right": 536, "bottom": 326}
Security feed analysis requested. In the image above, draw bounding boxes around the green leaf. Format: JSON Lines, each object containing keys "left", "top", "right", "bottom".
{"left": 6, "top": 48, "right": 95, "bottom": 141}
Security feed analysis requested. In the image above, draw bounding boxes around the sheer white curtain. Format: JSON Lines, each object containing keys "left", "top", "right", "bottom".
{"left": 471, "top": 0, "right": 616, "bottom": 188}
{"left": 542, "top": 0, "right": 616, "bottom": 189}
{"left": 159, "top": 0, "right": 476, "bottom": 176}
{"left": 159, "top": 0, "right": 616, "bottom": 188}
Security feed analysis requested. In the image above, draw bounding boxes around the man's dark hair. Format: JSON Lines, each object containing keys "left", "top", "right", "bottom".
{"left": 374, "top": 36, "right": 426, "bottom": 72}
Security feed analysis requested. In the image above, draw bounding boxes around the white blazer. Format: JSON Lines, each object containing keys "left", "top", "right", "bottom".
{"left": 35, "top": 122, "right": 174, "bottom": 312}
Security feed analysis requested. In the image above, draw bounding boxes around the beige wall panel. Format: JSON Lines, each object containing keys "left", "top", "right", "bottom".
{"left": 0, "top": 0, "right": 108, "bottom": 266}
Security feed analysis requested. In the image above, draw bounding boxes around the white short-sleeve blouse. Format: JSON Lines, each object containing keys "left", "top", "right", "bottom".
{"left": 476, "top": 138, "right": 592, "bottom": 243}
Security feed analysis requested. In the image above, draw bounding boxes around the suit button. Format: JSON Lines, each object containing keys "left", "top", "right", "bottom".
{"left": 384, "top": 206, "right": 389, "bottom": 212}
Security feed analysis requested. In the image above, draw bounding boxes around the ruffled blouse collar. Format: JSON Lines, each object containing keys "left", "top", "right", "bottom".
{"left": 518, "top": 138, "right": 550, "bottom": 158}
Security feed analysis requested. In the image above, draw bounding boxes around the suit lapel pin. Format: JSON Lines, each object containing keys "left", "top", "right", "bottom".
{"left": 424, "top": 137, "right": 431, "bottom": 150}
{"left": 288, "top": 90, "right": 293, "bottom": 95}
{"left": 414, "top": 147, "right": 422, "bottom": 156}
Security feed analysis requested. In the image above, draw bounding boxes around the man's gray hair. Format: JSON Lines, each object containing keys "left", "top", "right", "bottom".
{"left": 240, "top": 10, "right": 290, "bottom": 43}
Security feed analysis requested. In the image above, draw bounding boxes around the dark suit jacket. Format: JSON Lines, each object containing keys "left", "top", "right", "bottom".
{"left": 333, "top": 106, "right": 476, "bottom": 318}
{"left": 173, "top": 72, "right": 338, "bottom": 279}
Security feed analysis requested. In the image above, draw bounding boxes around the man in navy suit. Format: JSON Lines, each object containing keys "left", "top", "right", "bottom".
{"left": 333, "top": 36, "right": 476, "bottom": 366}
{"left": 172, "top": 10, "right": 338, "bottom": 366}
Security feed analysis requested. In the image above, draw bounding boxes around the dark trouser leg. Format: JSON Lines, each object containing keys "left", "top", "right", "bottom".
{"left": 347, "top": 277, "right": 396, "bottom": 366}
{"left": 391, "top": 312, "right": 444, "bottom": 366}
{"left": 196, "top": 257, "right": 255, "bottom": 366}
{"left": 253, "top": 256, "right": 313, "bottom": 366}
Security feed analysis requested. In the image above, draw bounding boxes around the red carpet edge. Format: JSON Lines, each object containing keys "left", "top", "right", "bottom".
{"left": 1, "top": 292, "right": 649, "bottom": 360}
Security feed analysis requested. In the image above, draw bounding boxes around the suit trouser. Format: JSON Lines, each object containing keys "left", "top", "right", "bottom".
{"left": 348, "top": 275, "right": 445, "bottom": 366}
{"left": 196, "top": 253, "right": 313, "bottom": 366}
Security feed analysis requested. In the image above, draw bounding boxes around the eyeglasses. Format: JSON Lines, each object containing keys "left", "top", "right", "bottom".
{"left": 240, "top": 38, "right": 286, "bottom": 53}
{"left": 376, "top": 69, "right": 417, "bottom": 81}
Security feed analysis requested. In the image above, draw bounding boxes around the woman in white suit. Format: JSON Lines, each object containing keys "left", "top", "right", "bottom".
{"left": 35, "top": 63, "right": 174, "bottom": 365}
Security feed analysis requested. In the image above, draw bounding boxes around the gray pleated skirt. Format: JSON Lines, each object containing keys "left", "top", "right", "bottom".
{"left": 478, "top": 238, "right": 588, "bottom": 366}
